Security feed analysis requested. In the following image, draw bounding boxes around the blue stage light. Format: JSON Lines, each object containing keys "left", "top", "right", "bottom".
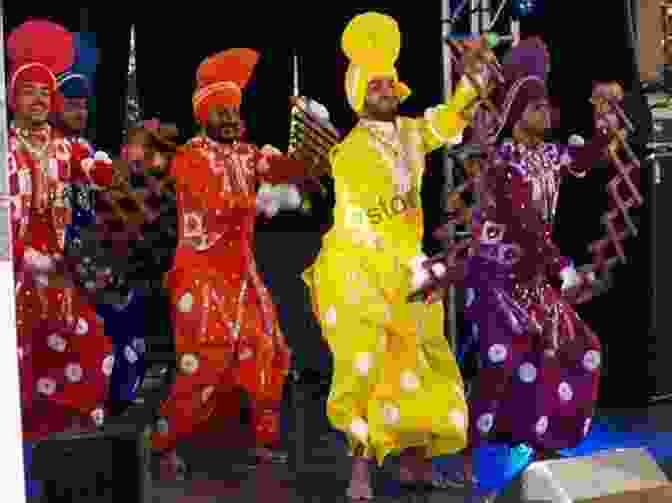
{"left": 512, "top": 0, "right": 539, "bottom": 18}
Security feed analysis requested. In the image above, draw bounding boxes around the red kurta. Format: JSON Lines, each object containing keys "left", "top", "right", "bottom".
{"left": 152, "top": 136, "right": 297, "bottom": 451}
{"left": 9, "top": 125, "right": 112, "bottom": 440}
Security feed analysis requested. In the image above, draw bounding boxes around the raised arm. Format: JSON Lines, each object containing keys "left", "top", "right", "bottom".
{"left": 421, "top": 77, "right": 480, "bottom": 154}
{"left": 558, "top": 132, "right": 610, "bottom": 179}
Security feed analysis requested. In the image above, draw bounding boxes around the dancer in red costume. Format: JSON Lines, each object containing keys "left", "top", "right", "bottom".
{"left": 7, "top": 20, "right": 114, "bottom": 438}
{"left": 153, "top": 48, "right": 318, "bottom": 477}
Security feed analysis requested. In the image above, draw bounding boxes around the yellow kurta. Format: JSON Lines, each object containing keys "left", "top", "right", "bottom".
{"left": 303, "top": 90, "right": 477, "bottom": 464}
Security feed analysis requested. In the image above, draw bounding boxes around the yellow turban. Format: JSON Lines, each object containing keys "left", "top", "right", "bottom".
{"left": 341, "top": 12, "right": 412, "bottom": 113}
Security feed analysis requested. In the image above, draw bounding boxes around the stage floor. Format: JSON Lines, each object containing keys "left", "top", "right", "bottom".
{"left": 147, "top": 394, "right": 672, "bottom": 502}
{"left": 23, "top": 377, "right": 672, "bottom": 502}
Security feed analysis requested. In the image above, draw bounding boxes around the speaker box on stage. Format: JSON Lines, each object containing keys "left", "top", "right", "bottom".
{"left": 504, "top": 448, "right": 672, "bottom": 502}
{"left": 31, "top": 422, "right": 151, "bottom": 503}
{"left": 645, "top": 102, "right": 672, "bottom": 403}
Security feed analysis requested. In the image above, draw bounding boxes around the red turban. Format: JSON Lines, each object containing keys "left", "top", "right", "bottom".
{"left": 192, "top": 48, "right": 259, "bottom": 125}
{"left": 7, "top": 20, "right": 74, "bottom": 112}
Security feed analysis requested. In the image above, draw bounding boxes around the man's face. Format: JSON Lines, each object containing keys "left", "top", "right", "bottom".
{"left": 363, "top": 78, "right": 399, "bottom": 121}
{"left": 521, "top": 98, "right": 551, "bottom": 137}
{"left": 61, "top": 98, "right": 88, "bottom": 133}
{"left": 206, "top": 105, "right": 241, "bottom": 143}
{"left": 14, "top": 82, "right": 51, "bottom": 126}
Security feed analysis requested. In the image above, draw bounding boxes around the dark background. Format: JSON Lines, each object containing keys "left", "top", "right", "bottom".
{"left": 5, "top": 2, "right": 651, "bottom": 406}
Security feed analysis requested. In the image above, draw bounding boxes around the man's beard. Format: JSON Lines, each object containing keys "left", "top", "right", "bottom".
{"left": 206, "top": 122, "right": 241, "bottom": 143}
{"left": 364, "top": 98, "right": 399, "bottom": 122}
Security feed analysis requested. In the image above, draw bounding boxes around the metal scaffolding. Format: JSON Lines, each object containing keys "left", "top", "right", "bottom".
{"left": 441, "top": 0, "right": 519, "bottom": 351}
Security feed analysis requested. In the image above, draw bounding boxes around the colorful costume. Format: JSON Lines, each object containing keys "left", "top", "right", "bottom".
{"left": 444, "top": 39, "right": 608, "bottom": 452}
{"left": 152, "top": 48, "right": 311, "bottom": 452}
{"left": 302, "top": 12, "right": 483, "bottom": 465}
{"left": 7, "top": 21, "right": 112, "bottom": 439}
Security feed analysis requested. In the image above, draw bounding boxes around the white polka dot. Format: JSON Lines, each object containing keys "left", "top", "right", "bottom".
{"left": 74, "top": 318, "right": 88, "bottom": 335}
{"left": 583, "top": 350, "right": 601, "bottom": 372}
{"left": 47, "top": 333, "right": 67, "bottom": 352}
{"left": 477, "top": 413, "right": 494, "bottom": 434}
{"left": 124, "top": 345, "right": 139, "bottom": 364}
{"left": 90, "top": 408, "right": 105, "bottom": 427}
{"left": 400, "top": 370, "right": 421, "bottom": 392}
{"left": 177, "top": 292, "right": 194, "bottom": 313}
{"left": 64, "top": 363, "right": 83, "bottom": 383}
{"left": 201, "top": 385, "right": 215, "bottom": 403}
{"left": 558, "top": 382, "right": 573, "bottom": 402}
{"left": 583, "top": 417, "right": 592, "bottom": 437}
{"left": 354, "top": 352, "right": 373, "bottom": 376}
{"left": 466, "top": 288, "right": 476, "bottom": 307}
{"left": 132, "top": 338, "right": 146, "bottom": 354}
{"left": 350, "top": 417, "right": 368, "bottom": 442}
{"left": 449, "top": 409, "right": 467, "bottom": 431}
{"left": 36, "top": 377, "right": 56, "bottom": 396}
{"left": 239, "top": 347, "right": 253, "bottom": 360}
{"left": 180, "top": 353, "right": 199, "bottom": 374}
{"left": 518, "top": 362, "right": 537, "bottom": 383}
{"left": 17, "top": 347, "right": 24, "bottom": 361}
{"left": 102, "top": 355, "right": 115, "bottom": 376}
{"left": 535, "top": 416, "right": 549, "bottom": 436}
{"left": 156, "top": 417, "right": 169, "bottom": 434}
{"left": 488, "top": 344, "right": 508, "bottom": 363}
{"left": 431, "top": 262, "right": 447, "bottom": 278}
{"left": 382, "top": 403, "right": 401, "bottom": 425}
{"left": 324, "top": 306, "right": 337, "bottom": 326}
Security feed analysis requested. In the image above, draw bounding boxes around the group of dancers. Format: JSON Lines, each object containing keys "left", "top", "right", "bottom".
{"left": 6, "top": 10, "right": 642, "bottom": 502}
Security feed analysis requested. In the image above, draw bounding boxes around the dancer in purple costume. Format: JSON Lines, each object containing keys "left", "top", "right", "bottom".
{"left": 427, "top": 38, "right": 615, "bottom": 486}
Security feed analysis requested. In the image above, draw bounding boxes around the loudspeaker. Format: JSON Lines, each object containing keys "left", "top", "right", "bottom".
{"left": 31, "top": 422, "right": 151, "bottom": 503}
{"left": 519, "top": 448, "right": 672, "bottom": 502}
{"left": 647, "top": 142, "right": 672, "bottom": 402}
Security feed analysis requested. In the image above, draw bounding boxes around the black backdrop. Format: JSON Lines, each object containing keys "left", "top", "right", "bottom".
{"left": 5, "top": 3, "right": 648, "bottom": 406}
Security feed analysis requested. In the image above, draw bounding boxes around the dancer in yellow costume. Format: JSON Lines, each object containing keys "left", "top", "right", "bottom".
{"left": 302, "top": 12, "right": 494, "bottom": 500}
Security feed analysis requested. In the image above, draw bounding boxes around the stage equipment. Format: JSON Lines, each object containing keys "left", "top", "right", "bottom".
{"left": 516, "top": 448, "right": 672, "bottom": 502}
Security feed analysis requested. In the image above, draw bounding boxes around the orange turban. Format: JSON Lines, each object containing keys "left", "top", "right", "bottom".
{"left": 192, "top": 48, "right": 259, "bottom": 125}
{"left": 7, "top": 20, "right": 74, "bottom": 112}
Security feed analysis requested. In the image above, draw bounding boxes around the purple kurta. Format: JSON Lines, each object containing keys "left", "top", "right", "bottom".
{"left": 464, "top": 140, "right": 602, "bottom": 451}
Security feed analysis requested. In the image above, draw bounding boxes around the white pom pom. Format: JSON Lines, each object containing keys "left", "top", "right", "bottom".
{"left": 306, "top": 99, "right": 330, "bottom": 121}
{"left": 568, "top": 134, "right": 585, "bottom": 146}
{"left": 560, "top": 266, "right": 581, "bottom": 290}
{"left": 431, "top": 263, "right": 447, "bottom": 278}
{"left": 282, "top": 185, "right": 302, "bottom": 209}
{"left": 94, "top": 151, "right": 111, "bottom": 162}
